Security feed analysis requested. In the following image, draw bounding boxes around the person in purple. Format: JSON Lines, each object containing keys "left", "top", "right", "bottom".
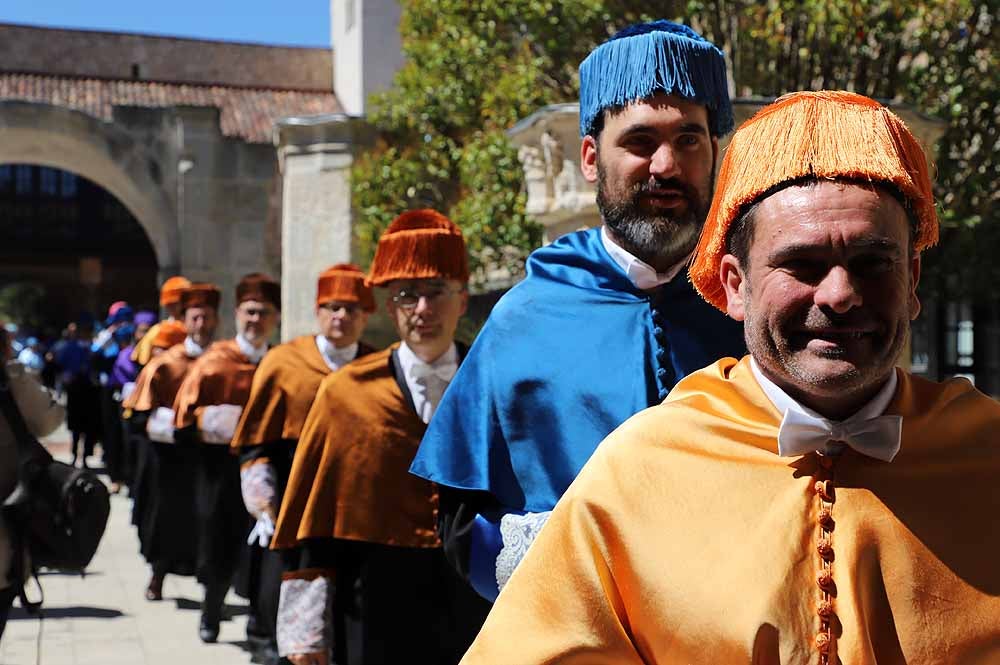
{"left": 107, "top": 310, "right": 157, "bottom": 493}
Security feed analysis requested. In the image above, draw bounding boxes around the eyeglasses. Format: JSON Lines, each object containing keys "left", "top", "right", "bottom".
{"left": 319, "top": 302, "right": 362, "bottom": 315}
{"left": 390, "top": 286, "right": 462, "bottom": 310}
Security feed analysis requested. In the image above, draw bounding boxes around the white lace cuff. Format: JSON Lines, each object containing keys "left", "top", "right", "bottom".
{"left": 147, "top": 407, "right": 176, "bottom": 443}
{"left": 495, "top": 511, "right": 552, "bottom": 592}
{"left": 240, "top": 462, "right": 277, "bottom": 519}
{"left": 199, "top": 404, "right": 243, "bottom": 444}
{"left": 277, "top": 575, "right": 332, "bottom": 657}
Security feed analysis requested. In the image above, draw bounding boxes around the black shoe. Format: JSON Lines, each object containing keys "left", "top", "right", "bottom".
{"left": 199, "top": 615, "right": 220, "bottom": 643}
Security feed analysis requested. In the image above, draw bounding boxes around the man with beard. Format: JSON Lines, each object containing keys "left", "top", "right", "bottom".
{"left": 459, "top": 91, "right": 1000, "bottom": 664}
{"left": 123, "top": 285, "right": 218, "bottom": 602}
{"left": 410, "top": 20, "right": 745, "bottom": 602}
{"left": 231, "top": 264, "right": 376, "bottom": 665}
{"left": 173, "top": 273, "right": 280, "bottom": 643}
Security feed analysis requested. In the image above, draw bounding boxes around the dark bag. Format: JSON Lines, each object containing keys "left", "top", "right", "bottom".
{"left": 0, "top": 366, "right": 110, "bottom": 600}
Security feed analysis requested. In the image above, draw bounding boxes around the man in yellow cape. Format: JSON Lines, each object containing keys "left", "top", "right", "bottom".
{"left": 461, "top": 92, "right": 1000, "bottom": 664}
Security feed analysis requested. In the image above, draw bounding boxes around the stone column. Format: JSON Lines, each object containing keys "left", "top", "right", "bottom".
{"left": 274, "top": 114, "right": 374, "bottom": 341}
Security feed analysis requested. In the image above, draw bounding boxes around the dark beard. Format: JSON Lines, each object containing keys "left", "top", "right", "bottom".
{"left": 597, "top": 164, "right": 712, "bottom": 272}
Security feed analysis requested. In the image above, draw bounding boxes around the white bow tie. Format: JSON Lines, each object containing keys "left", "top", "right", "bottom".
{"left": 409, "top": 361, "right": 457, "bottom": 385}
{"left": 778, "top": 409, "right": 902, "bottom": 462}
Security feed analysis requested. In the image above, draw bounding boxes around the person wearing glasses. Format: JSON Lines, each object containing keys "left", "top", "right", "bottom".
{"left": 231, "top": 264, "right": 376, "bottom": 665}
{"left": 271, "top": 210, "right": 491, "bottom": 665}
{"left": 172, "top": 273, "right": 280, "bottom": 644}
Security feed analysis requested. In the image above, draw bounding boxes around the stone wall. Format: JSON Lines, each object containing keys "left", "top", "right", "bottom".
{"left": 0, "top": 22, "right": 332, "bottom": 91}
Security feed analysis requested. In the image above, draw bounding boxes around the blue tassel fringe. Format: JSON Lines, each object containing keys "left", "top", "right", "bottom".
{"left": 579, "top": 22, "right": 734, "bottom": 137}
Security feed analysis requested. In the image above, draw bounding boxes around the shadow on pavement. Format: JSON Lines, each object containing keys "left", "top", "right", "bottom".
{"left": 8, "top": 605, "right": 124, "bottom": 620}
{"left": 171, "top": 596, "right": 249, "bottom": 618}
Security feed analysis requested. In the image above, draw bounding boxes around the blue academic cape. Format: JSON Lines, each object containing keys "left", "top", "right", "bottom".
{"left": 411, "top": 227, "right": 745, "bottom": 513}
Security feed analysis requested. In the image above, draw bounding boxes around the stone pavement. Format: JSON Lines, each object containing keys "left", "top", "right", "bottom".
{"left": 0, "top": 431, "right": 256, "bottom": 665}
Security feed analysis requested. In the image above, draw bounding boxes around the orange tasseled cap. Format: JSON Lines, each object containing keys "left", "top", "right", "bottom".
{"left": 367, "top": 209, "right": 470, "bottom": 287}
{"left": 316, "top": 264, "right": 375, "bottom": 312}
{"left": 689, "top": 91, "right": 938, "bottom": 311}
{"left": 159, "top": 276, "right": 191, "bottom": 307}
{"left": 151, "top": 320, "right": 188, "bottom": 349}
{"left": 179, "top": 283, "right": 221, "bottom": 311}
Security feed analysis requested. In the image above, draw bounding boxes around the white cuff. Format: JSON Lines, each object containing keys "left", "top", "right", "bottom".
{"left": 496, "top": 511, "right": 552, "bottom": 592}
{"left": 147, "top": 407, "right": 176, "bottom": 443}
{"left": 240, "top": 462, "right": 277, "bottom": 519}
{"left": 200, "top": 404, "right": 243, "bottom": 444}
{"left": 278, "top": 576, "right": 332, "bottom": 657}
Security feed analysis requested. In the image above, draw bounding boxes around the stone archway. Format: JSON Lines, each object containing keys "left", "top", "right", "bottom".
{"left": 0, "top": 101, "right": 179, "bottom": 276}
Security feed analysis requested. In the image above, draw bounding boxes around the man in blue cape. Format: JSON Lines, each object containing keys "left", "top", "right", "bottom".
{"left": 410, "top": 20, "right": 746, "bottom": 602}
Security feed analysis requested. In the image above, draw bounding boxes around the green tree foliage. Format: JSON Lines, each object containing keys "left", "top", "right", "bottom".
{"left": 0, "top": 282, "right": 46, "bottom": 330}
{"left": 354, "top": 0, "right": 994, "bottom": 294}
{"left": 686, "top": 0, "right": 996, "bottom": 299}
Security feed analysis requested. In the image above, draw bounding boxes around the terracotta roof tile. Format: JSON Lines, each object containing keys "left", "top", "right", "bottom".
{"left": 0, "top": 73, "right": 341, "bottom": 144}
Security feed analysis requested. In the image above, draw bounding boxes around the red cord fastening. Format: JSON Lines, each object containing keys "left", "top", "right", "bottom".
{"left": 818, "top": 508, "right": 835, "bottom": 531}
{"left": 817, "top": 600, "right": 835, "bottom": 619}
{"left": 815, "top": 632, "right": 832, "bottom": 653}
{"left": 817, "top": 571, "right": 837, "bottom": 595}
{"left": 817, "top": 539, "right": 835, "bottom": 562}
{"left": 814, "top": 479, "right": 835, "bottom": 502}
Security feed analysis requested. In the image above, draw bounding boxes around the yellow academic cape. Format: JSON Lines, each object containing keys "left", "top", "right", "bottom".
{"left": 131, "top": 321, "right": 163, "bottom": 366}
{"left": 463, "top": 356, "right": 1000, "bottom": 665}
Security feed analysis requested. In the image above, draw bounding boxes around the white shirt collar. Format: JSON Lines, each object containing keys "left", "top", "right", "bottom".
{"left": 749, "top": 356, "right": 901, "bottom": 459}
{"left": 315, "top": 336, "right": 358, "bottom": 372}
{"left": 396, "top": 342, "right": 459, "bottom": 424}
{"left": 184, "top": 336, "right": 206, "bottom": 358}
{"left": 236, "top": 333, "right": 267, "bottom": 365}
{"left": 600, "top": 225, "right": 690, "bottom": 290}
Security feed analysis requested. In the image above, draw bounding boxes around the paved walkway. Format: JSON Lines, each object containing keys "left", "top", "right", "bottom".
{"left": 0, "top": 431, "right": 256, "bottom": 665}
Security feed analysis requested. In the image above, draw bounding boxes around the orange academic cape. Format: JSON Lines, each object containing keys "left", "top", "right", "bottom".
{"left": 463, "top": 356, "right": 1000, "bottom": 665}
{"left": 123, "top": 343, "right": 194, "bottom": 414}
{"left": 173, "top": 339, "right": 258, "bottom": 433}
{"left": 230, "top": 335, "right": 374, "bottom": 455}
{"left": 272, "top": 344, "right": 439, "bottom": 550}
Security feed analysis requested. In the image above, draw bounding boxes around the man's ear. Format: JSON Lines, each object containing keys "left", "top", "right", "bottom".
{"left": 909, "top": 253, "right": 922, "bottom": 321}
{"left": 720, "top": 254, "right": 747, "bottom": 321}
{"left": 580, "top": 135, "right": 598, "bottom": 183}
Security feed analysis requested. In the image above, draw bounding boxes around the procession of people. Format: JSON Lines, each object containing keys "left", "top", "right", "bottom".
{"left": 0, "top": 15, "right": 997, "bottom": 665}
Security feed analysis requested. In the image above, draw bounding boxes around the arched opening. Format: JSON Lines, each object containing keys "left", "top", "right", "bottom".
{"left": 0, "top": 164, "right": 159, "bottom": 334}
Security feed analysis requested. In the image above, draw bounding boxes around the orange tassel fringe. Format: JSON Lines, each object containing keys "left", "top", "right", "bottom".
{"left": 690, "top": 91, "right": 939, "bottom": 311}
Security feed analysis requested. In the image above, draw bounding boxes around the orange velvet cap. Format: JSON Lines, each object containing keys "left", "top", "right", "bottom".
{"left": 151, "top": 320, "right": 188, "bottom": 349}
{"left": 316, "top": 264, "right": 375, "bottom": 312}
{"left": 366, "top": 209, "right": 470, "bottom": 287}
{"left": 159, "top": 276, "right": 191, "bottom": 306}
{"left": 236, "top": 273, "right": 281, "bottom": 309}
{"left": 689, "top": 90, "right": 939, "bottom": 311}
{"left": 180, "top": 283, "right": 221, "bottom": 311}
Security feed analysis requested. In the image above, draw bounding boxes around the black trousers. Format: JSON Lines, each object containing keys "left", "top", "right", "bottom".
{"left": 99, "top": 387, "right": 125, "bottom": 483}
{"left": 0, "top": 586, "right": 18, "bottom": 641}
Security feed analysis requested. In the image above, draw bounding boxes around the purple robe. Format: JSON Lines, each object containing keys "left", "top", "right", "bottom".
{"left": 111, "top": 345, "right": 140, "bottom": 389}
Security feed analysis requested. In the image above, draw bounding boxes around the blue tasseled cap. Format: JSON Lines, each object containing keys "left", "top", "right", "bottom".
{"left": 579, "top": 20, "right": 734, "bottom": 137}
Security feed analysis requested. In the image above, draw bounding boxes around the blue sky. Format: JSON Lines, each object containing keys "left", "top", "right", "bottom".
{"left": 0, "top": 0, "right": 331, "bottom": 47}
